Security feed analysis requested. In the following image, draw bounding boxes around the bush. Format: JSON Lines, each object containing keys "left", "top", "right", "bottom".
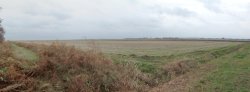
{"left": 14, "top": 42, "right": 150, "bottom": 92}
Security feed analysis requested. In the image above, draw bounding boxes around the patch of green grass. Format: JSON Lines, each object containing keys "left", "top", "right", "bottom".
{"left": 192, "top": 44, "right": 250, "bottom": 92}
{"left": 210, "top": 45, "right": 241, "bottom": 58}
{"left": 110, "top": 44, "right": 243, "bottom": 75}
{"left": 233, "top": 53, "right": 248, "bottom": 59}
{"left": 0, "top": 67, "right": 7, "bottom": 73}
{"left": 11, "top": 44, "right": 39, "bottom": 62}
{"left": 136, "top": 62, "right": 157, "bottom": 73}
{"left": 179, "top": 45, "right": 242, "bottom": 64}
{"left": 108, "top": 53, "right": 159, "bottom": 73}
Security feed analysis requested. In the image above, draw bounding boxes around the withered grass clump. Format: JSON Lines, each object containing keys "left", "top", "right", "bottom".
{"left": 13, "top": 42, "right": 149, "bottom": 92}
{"left": 0, "top": 42, "right": 12, "bottom": 57}
{"left": 163, "top": 60, "right": 197, "bottom": 78}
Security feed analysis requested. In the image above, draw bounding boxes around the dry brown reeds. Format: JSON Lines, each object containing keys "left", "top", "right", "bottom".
{"left": 9, "top": 42, "right": 149, "bottom": 92}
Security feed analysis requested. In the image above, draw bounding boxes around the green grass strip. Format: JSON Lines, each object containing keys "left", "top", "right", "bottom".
{"left": 11, "top": 44, "right": 39, "bottom": 62}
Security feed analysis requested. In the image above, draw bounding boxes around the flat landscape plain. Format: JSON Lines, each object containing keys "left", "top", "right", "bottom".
{"left": 25, "top": 40, "right": 241, "bottom": 56}
{"left": 1, "top": 40, "right": 249, "bottom": 92}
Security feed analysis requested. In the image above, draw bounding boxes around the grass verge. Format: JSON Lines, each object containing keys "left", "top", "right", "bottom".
{"left": 191, "top": 44, "right": 250, "bottom": 92}
{"left": 11, "top": 44, "right": 39, "bottom": 62}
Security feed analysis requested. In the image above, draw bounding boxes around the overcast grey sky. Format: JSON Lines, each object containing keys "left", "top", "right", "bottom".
{"left": 0, "top": 0, "right": 250, "bottom": 40}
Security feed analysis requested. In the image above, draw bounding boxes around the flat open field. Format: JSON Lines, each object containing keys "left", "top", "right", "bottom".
{"left": 3, "top": 40, "right": 249, "bottom": 92}
{"left": 24, "top": 40, "right": 241, "bottom": 56}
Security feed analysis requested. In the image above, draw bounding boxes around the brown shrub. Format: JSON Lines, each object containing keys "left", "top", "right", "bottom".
{"left": 16, "top": 42, "right": 149, "bottom": 92}
{"left": 0, "top": 43, "right": 35, "bottom": 91}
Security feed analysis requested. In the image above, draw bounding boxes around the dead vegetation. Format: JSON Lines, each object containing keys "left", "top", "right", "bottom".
{"left": 0, "top": 42, "right": 150, "bottom": 92}
{"left": 0, "top": 42, "right": 34, "bottom": 92}
{"left": 163, "top": 60, "right": 197, "bottom": 78}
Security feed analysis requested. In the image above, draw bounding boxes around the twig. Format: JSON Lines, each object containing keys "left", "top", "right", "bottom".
{"left": 0, "top": 84, "right": 23, "bottom": 92}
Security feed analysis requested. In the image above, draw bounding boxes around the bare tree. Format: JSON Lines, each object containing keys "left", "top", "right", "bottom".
{"left": 0, "top": 7, "right": 4, "bottom": 43}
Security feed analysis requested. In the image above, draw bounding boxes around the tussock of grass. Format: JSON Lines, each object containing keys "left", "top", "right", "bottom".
{"left": 163, "top": 60, "right": 197, "bottom": 78}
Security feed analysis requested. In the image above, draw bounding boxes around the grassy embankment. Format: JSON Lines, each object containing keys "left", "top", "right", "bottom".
{"left": 109, "top": 43, "right": 246, "bottom": 86}
{"left": 191, "top": 43, "right": 250, "bottom": 92}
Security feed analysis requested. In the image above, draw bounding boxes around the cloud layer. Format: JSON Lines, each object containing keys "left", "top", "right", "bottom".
{"left": 0, "top": 0, "right": 250, "bottom": 40}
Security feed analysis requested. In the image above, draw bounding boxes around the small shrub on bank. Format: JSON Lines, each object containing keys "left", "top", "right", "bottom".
{"left": 13, "top": 42, "right": 150, "bottom": 92}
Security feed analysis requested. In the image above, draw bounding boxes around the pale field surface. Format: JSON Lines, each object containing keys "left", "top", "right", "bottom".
{"left": 23, "top": 40, "right": 242, "bottom": 56}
